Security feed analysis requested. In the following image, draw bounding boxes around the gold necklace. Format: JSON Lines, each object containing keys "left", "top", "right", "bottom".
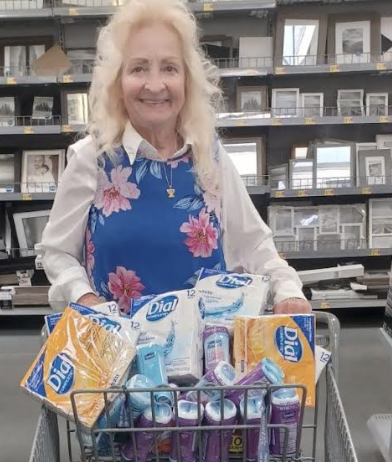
{"left": 158, "top": 135, "right": 179, "bottom": 199}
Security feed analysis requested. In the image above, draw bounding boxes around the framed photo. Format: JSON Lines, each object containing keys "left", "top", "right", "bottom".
{"left": 294, "top": 207, "right": 319, "bottom": 227}
{"left": 239, "top": 37, "right": 273, "bottom": 68}
{"left": 369, "top": 198, "right": 392, "bottom": 248}
{"left": 317, "top": 234, "right": 341, "bottom": 252}
{"left": 376, "top": 135, "right": 392, "bottom": 151}
{"left": 269, "top": 163, "right": 289, "bottom": 190}
{"left": 356, "top": 142, "right": 378, "bottom": 157}
{"left": 21, "top": 149, "right": 65, "bottom": 193}
{"left": 337, "top": 89, "right": 364, "bottom": 117}
{"left": 274, "top": 207, "right": 294, "bottom": 236}
{"left": 236, "top": 86, "right": 268, "bottom": 113}
{"left": 62, "top": 90, "right": 89, "bottom": 125}
{"left": 335, "top": 21, "right": 371, "bottom": 64}
{"left": 341, "top": 224, "right": 363, "bottom": 250}
{"left": 297, "top": 227, "right": 316, "bottom": 252}
{"left": 13, "top": 210, "right": 51, "bottom": 257}
{"left": 28, "top": 45, "right": 45, "bottom": 73}
{"left": 32, "top": 96, "right": 54, "bottom": 120}
{"left": 223, "top": 138, "right": 265, "bottom": 177}
{"left": 366, "top": 93, "right": 388, "bottom": 117}
{"left": 301, "top": 93, "right": 324, "bottom": 117}
{"left": 0, "top": 97, "right": 15, "bottom": 127}
{"left": 271, "top": 88, "right": 300, "bottom": 117}
{"left": 66, "top": 48, "right": 96, "bottom": 74}
{"left": 290, "top": 159, "right": 314, "bottom": 189}
{"left": 282, "top": 19, "right": 319, "bottom": 66}
{"left": 0, "top": 154, "right": 16, "bottom": 193}
{"left": 381, "top": 17, "right": 392, "bottom": 62}
{"left": 340, "top": 204, "right": 366, "bottom": 225}
{"left": 200, "top": 35, "right": 233, "bottom": 62}
{"left": 314, "top": 143, "right": 355, "bottom": 189}
{"left": 4, "top": 45, "right": 26, "bottom": 76}
{"left": 357, "top": 149, "right": 391, "bottom": 186}
{"left": 319, "top": 206, "right": 340, "bottom": 234}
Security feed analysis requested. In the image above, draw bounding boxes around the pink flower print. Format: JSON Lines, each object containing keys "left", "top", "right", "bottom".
{"left": 95, "top": 166, "right": 140, "bottom": 217}
{"left": 108, "top": 266, "right": 145, "bottom": 314}
{"left": 201, "top": 173, "right": 221, "bottom": 220}
{"left": 180, "top": 208, "right": 218, "bottom": 258}
{"left": 85, "top": 229, "right": 95, "bottom": 277}
{"left": 169, "top": 155, "right": 190, "bottom": 169}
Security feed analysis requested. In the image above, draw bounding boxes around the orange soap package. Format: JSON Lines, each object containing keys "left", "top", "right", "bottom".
{"left": 233, "top": 314, "right": 316, "bottom": 406}
{"left": 20, "top": 305, "right": 137, "bottom": 428}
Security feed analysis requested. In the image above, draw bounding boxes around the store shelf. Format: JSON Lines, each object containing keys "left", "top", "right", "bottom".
{"left": 0, "top": 192, "right": 56, "bottom": 201}
{"left": 219, "top": 68, "right": 270, "bottom": 77}
{"left": 270, "top": 185, "right": 392, "bottom": 199}
{"left": 0, "top": 126, "right": 61, "bottom": 135}
{"left": 0, "top": 306, "right": 53, "bottom": 316}
{"left": 279, "top": 248, "right": 392, "bottom": 260}
{"left": 311, "top": 299, "right": 387, "bottom": 310}
{"left": 0, "top": 75, "right": 57, "bottom": 85}
{"left": 368, "top": 414, "right": 392, "bottom": 462}
{"left": 0, "top": 7, "right": 52, "bottom": 19}
{"left": 273, "top": 61, "right": 392, "bottom": 76}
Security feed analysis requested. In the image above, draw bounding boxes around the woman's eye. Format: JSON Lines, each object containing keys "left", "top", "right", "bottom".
{"left": 132, "top": 66, "right": 145, "bottom": 73}
{"left": 165, "top": 65, "right": 177, "bottom": 73}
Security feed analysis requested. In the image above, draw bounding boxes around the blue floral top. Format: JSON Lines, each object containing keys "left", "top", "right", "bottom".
{"left": 84, "top": 143, "right": 226, "bottom": 314}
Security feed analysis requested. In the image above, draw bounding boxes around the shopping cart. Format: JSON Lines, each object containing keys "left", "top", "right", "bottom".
{"left": 29, "top": 311, "right": 358, "bottom": 462}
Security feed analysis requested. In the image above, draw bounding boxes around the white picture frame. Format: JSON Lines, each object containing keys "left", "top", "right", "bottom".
{"left": 376, "top": 134, "right": 392, "bottom": 151}
{"left": 319, "top": 206, "right": 340, "bottom": 234}
{"left": 337, "top": 89, "right": 364, "bottom": 117}
{"left": 0, "top": 97, "right": 15, "bottom": 127}
{"left": 21, "top": 149, "right": 65, "bottom": 193}
{"left": 32, "top": 96, "right": 54, "bottom": 120}
{"left": 0, "top": 154, "right": 15, "bottom": 193}
{"left": 239, "top": 37, "right": 273, "bottom": 69}
{"left": 13, "top": 210, "right": 51, "bottom": 257}
{"left": 273, "top": 207, "right": 294, "bottom": 236}
{"left": 222, "top": 138, "right": 264, "bottom": 177}
{"left": 356, "top": 142, "right": 378, "bottom": 157}
{"left": 271, "top": 88, "right": 300, "bottom": 117}
{"left": 297, "top": 227, "right": 316, "bottom": 252}
{"left": 66, "top": 92, "right": 89, "bottom": 125}
{"left": 335, "top": 21, "right": 371, "bottom": 64}
{"left": 381, "top": 17, "right": 392, "bottom": 62}
{"left": 365, "top": 156, "right": 386, "bottom": 185}
{"left": 369, "top": 198, "right": 392, "bottom": 248}
{"left": 366, "top": 93, "right": 389, "bottom": 117}
{"left": 341, "top": 224, "right": 363, "bottom": 250}
{"left": 4, "top": 46, "right": 26, "bottom": 76}
{"left": 282, "top": 19, "right": 319, "bottom": 66}
{"left": 301, "top": 93, "right": 324, "bottom": 117}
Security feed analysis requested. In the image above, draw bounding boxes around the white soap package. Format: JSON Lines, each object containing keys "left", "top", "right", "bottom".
{"left": 195, "top": 269, "right": 270, "bottom": 330}
{"left": 130, "top": 289, "right": 204, "bottom": 383}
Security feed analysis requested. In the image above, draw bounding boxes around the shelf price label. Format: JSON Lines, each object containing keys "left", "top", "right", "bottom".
{"left": 376, "top": 62, "right": 387, "bottom": 71}
{"left": 298, "top": 190, "right": 308, "bottom": 197}
{"left": 62, "top": 75, "right": 73, "bottom": 84}
{"left": 24, "top": 127, "right": 34, "bottom": 135}
{"left": 61, "top": 125, "right": 73, "bottom": 133}
{"left": 22, "top": 194, "right": 32, "bottom": 201}
{"left": 272, "top": 118, "right": 282, "bottom": 126}
{"left": 235, "top": 120, "right": 246, "bottom": 126}
{"left": 370, "top": 249, "right": 381, "bottom": 257}
{"left": 305, "top": 117, "right": 315, "bottom": 125}
{"left": 329, "top": 65, "right": 340, "bottom": 73}
{"left": 68, "top": 7, "right": 79, "bottom": 15}
{"left": 380, "top": 116, "right": 390, "bottom": 123}
{"left": 203, "top": 2, "right": 213, "bottom": 11}
{"left": 278, "top": 252, "right": 287, "bottom": 260}
{"left": 324, "top": 189, "right": 335, "bottom": 196}
{"left": 361, "top": 187, "right": 372, "bottom": 195}
{"left": 343, "top": 117, "right": 353, "bottom": 124}
{"left": 275, "top": 67, "right": 286, "bottom": 75}
{"left": 320, "top": 302, "right": 331, "bottom": 309}
{"left": 274, "top": 190, "right": 285, "bottom": 198}
{"left": 245, "top": 69, "right": 258, "bottom": 76}
{"left": 6, "top": 77, "right": 16, "bottom": 85}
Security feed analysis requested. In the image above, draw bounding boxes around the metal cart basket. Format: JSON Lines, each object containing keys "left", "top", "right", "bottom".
{"left": 29, "top": 311, "right": 358, "bottom": 462}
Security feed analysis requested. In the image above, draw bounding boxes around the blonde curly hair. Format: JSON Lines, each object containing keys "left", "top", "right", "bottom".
{"left": 88, "top": 0, "right": 222, "bottom": 188}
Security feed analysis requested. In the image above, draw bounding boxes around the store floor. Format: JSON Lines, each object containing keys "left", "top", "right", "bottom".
{"left": 0, "top": 310, "right": 389, "bottom": 462}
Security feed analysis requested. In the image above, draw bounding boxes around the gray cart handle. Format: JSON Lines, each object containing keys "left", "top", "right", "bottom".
{"left": 314, "top": 311, "right": 340, "bottom": 382}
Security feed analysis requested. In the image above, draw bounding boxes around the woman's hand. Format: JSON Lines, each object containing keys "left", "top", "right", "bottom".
{"left": 273, "top": 297, "right": 312, "bottom": 314}
{"left": 76, "top": 292, "right": 102, "bottom": 307}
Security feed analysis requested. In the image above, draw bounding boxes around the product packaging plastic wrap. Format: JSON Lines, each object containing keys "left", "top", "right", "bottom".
{"left": 20, "top": 305, "right": 137, "bottom": 428}
{"left": 233, "top": 314, "right": 315, "bottom": 406}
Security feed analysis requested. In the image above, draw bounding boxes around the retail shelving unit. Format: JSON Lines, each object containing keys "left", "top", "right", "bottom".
{"left": 1, "top": 0, "right": 392, "bottom": 314}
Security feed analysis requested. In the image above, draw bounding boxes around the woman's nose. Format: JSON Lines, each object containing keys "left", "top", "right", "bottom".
{"left": 144, "top": 71, "right": 165, "bottom": 92}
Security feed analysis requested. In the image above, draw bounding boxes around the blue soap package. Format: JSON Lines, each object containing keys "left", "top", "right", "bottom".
{"left": 137, "top": 344, "right": 168, "bottom": 386}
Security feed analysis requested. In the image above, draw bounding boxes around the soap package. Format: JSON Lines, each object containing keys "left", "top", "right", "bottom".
{"left": 130, "top": 289, "right": 203, "bottom": 383}
{"left": 233, "top": 314, "right": 316, "bottom": 406}
{"left": 195, "top": 268, "right": 270, "bottom": 331}
{"left": 21, "top": 305, "right": 137, "bottom": 428}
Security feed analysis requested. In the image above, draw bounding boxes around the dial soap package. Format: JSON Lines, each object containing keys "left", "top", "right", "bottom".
{"left": 20, "top": 305, "right": 137, "bottom": 428}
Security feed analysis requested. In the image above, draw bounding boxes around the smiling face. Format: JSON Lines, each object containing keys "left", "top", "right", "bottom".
{"left": 121, "top": 22, "right": 186, "bottom": 134}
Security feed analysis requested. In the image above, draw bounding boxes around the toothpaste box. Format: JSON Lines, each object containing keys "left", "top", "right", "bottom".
{"left": 130, "top": 289, "right": 203, "bottom": 384}
{"left": 233, "top": 314, "right": 315, "bottom": 406}
{"left": 21, "top": 305, "right": 137, "bottom": 428}
{"left": 195, "top": 269, "right": 270, "bottom": 331}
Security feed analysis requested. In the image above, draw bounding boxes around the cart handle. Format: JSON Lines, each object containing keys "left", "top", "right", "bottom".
{"left": 315, "top": 311, "right": 340, "bottom": 382}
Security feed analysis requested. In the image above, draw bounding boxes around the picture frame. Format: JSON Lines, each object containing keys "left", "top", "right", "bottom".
{"left": 314, "top": 143, "right": 355, "bottom": 189}
{"left": 239, "top": 37, "right": 273, "bottom": 69}
{"left": 340, "top": 204, "right": 366, "bottom": 225}
{"left": 0, "top": 153, "right": 16, "bottom": 193}
{"left": 356, "top": 142, "right": 378, "bottom": 157}
{"left": 319, "top": 206, "right": 340, "bottom": 234}
{"left": 21, "top": 149, "right": 65, "bottom": 193}
{"left": 366, "top": 93, "right": 388, "bottom": 116}
{"left": 32, "top": 96, "right": 54, "bottom": 120}
{"left": 369, "top": 198, "right": 392, "bottom": 248}
{"left": 66, "top": 48, "right": 96, "bottom": 74}
{"left": 294, "top": 207, "right": 319, "bottom": 227}
{"left": 271, "top": 88, "right": 300, "bottom": 117}
{"left": 335, "top": 20, "right": 371, "bottom": 64}
{"left": 222, "top": 138, "right": 265, "bottom": 178}
{"left": 4, "top": 46, "right": 26, "bottom": 76}
{"left": 291, "top": 144, "right": 308, "bottom": 159}
{"left": 13, "top": 210, "right": 51, "bottom": 257}
{"left": 236, "top": 86, "right": 268, "bottom": 113}
{"left": 282, "top": 19, "right": 319, "bottom": 66}
{"left": 273, "top": 206, "right": 294, "bottom": 236}
{"left": 301, "top": 93, "right": 324, "bottom": 117}
{"left": 200, "top": 35, "right": 233, "bottom": 62}
{"left": 337, "top": 89, "right": 364, "bottom": 117}
{"left": 376, "top": 134, "right": 392, "bottom": 151}
{"left": 289, "top": 159, "right": 314, "bottom": 189}
{"left": 269, "top": 163, "right": 289, "bottom": 190}
{"left": 357, "top": 149, "right": 391, "bottom": 186}
{"left": 316, "top": 234, "right": 341, "bottom": 252}
{"left": 297, "top": 227, "right": 316, "bottom": 252}
{"left": 61, "top": 89, "right": 89, "bottom": 125}
{"left": 381, "top": 17, "right": 392, "bottom": 62}
{"left": 0, "top": 97, "right": 15, "bottom": 127}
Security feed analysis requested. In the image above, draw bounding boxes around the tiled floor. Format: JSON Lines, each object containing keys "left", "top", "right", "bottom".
{"left": 0, "top": 309, "right": 390, "bottom": 462}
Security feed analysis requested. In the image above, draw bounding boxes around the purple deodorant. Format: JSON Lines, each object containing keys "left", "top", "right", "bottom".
{"left": 170, "top": 400, "right": 204, "bottom": 462}
{"left": 203, "top": 399, "right": 237, "bottom": 462}
{"left": 203, "top": 326, "right": 230, "bottom": 371}
{"left": 270, "top": 388, "right": 301, "bottom": 457}
{"left": 225, "top": 358, "right": 284, "bottom": 406}
{"left": 121, "top": 403, "right": 173, "bottom": 462}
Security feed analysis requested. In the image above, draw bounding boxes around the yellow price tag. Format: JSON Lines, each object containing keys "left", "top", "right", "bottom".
{"left": 272, "top": 118, "right": 282, "bottom": 126}
{"left": 376, "top": 62, "right": 386, "bottom": 71}
{"left": 305, "top": 118, "right": 315, "bottom": 125}
{"left": 329, "top": 65, "right": 340, "bottom": 73}
{"left": 298, "top": 190, "right": 308, "bottom": 197}
{"left": 24, "top": 127, "right": 34, "bottom": 135}
{"left": 62, "top": 75, "right": 73, "bottom": 83}
{"left": 361, "top": 187, "right": 372, "bottom": 195}
{"left": 274, "top": 191, "right": 285, "bottom": 198}
{"left": 371, "top": 249, "right": 381, "bottom": 256}
{"left": 22, "top": 194, "right": 32, "bottom": 201}
{"left": 343, "top": 117, "right": 353, "bottom": 124}
{"left": 235, "top": 120, "right": 246, "bottom": 127}
{"left": 244, "top": 70, "right": 258, "bottom": 76}
{"left": 324, "top": 189, "right": 335, "bottom": 196}
{"left": 380, "top": 116, "right": 390, "bottom": 123}
{"left": 68, "top": 7, "right": 79, "bottom": 15}
{"left": 278, "top": 252, "right": 287, "bottom": 260}
{"left": 320, "top": 302, "right": 331, "bottom": 309}
{"left": 61, "top": 125, "right": 73, "bottom": 133}
{"left": 275, "top": 67, "right": 286, "bottom": 75}
{"left": 203, "top": 2, "right": 213, "bottom": 11}
{"left": 6, "top": 77, "right": 16, "bottom": 85}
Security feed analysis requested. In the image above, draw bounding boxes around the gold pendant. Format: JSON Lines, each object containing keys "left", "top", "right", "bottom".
{"left": 167, "top": 188, "right": 176, "bottom": 198}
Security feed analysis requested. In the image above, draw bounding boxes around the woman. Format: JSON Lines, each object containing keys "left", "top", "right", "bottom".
{"left": 40, "top": 0, "right": 311, "bottom": 315}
